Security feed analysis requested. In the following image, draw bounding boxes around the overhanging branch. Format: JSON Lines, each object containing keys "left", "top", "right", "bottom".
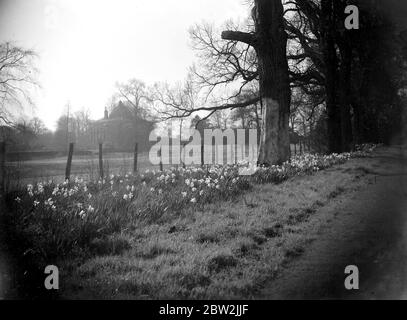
{"left": 221, "top": 31, "right": 256, "bottom": 47}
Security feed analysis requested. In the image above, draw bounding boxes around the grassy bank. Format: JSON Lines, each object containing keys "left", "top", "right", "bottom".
{"left": 2, "top": 145, "right": 376, "bottom": 299}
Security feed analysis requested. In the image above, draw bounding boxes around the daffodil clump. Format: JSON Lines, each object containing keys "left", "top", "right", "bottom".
{"left": 252, "top": 144, "right": 377, "bottom": 184}
{"left": 6, "top": 166, "right": 252, "bottom": 261}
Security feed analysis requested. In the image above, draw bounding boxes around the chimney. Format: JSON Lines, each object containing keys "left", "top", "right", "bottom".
{"left": 104, "top": 107, "right": 108, "bottom": 120}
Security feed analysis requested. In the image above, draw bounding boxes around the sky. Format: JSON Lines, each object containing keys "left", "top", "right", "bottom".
{"left": 0, "top": 0, "right": 249, "bottom": 130}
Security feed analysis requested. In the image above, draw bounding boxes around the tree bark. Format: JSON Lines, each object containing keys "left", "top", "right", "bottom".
{"left": 254, "top": 0, "right": 291, "bottom": 165}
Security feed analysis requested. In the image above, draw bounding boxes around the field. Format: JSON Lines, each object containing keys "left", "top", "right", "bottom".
{"left": 5, "top": 152, "right": 154, "bottom": 186}
{"left": 4, "top": 144, "right": 311, "bottom": 187}
{"left": 1, "top": 145, "right": 374, "bottom": 299}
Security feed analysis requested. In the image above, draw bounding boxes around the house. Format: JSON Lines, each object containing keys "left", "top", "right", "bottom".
{"left": 91, "top": 101, "right": 155, "bottom": 152}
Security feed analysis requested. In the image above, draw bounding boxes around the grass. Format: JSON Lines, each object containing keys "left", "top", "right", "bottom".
{"left": 61, "top": 164, "right": 367, "bottom": 299}
{"left": 2, "top": 144, "right": 378, "bottom": 299}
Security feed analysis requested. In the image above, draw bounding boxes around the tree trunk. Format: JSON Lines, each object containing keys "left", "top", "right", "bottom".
{"left": 255, "top": 0, "right": 291, "bottom": 165}
{"left": 321, "top": 0, "right": 342, "bottom": 153}
{"left": 338, "top": 41, "right": 353, "bottom": 151}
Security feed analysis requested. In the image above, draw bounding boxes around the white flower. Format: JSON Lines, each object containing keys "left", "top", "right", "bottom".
{"left": 87, "top": 205, "right": 95, "bottom": 213}
{"left": 123, "top": 194, "right": 129, "bottom": 200}
{"left": 199, "top": 190, "right": 204, "bottom": 196}
{"left": 15, "top": 197, "right": 21, "bottom": 203}
{"left": 78, "top": 210, "right": 86, "bottom": 219}
{"left": 191, "top": 187, "right": 197, "bottom": 192}
{"left": 37, "top": 183, "right": 44, "bottom": 194}
{"left": 181, "top": 192, "right": 187, "bottom": 198}
{"left": 190, "top": 198, "right": 197, "bottom": 203}
{"left": 27, "top": 184, "right": 34, "bottom": 196}
{"left": 150, "top": 187, "right": 155, "bottom": 192}
{"left": 44, "top": 198, "right": 54, "bottom": 206}
{"left": 33, "top": 200, "right": 40, "bottom": 207}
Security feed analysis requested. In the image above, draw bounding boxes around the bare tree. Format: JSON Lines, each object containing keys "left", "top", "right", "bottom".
{"left": 152, "top": 73, "right": 197, "bottom": 119}
{"left": 189, "top": 21, "right": 258, "bottom": 103}
{"left": 114, "top": 78, "right": 151, "bottom": 119}
{"left": 222, "top": 0, "right": 291, "bottom": 165}
{"left": 0, "top": 42, "right": 38, "bottom": 126}
{"left": 29, "top": 117, "right": 47, "bottom": 135}
{"left": 159, "top": 1, "right": 292, "bottom": 165}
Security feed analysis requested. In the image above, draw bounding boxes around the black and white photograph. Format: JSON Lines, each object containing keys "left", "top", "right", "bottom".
{"left": 0, "top": 0, "right": 407, "bottom": 308}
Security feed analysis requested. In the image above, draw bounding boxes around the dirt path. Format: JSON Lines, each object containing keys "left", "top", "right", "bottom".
{"left": 260, "top": 146, "right": 407, "bottom": 299}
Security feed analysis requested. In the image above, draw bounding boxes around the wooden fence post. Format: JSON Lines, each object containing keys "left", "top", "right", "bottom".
{"left": 65, "top": 143, "right": 74, "bottom": 181}
{"left": 181, "top": 142, "right": 186, "bottom": 169}
{"left": 133, "top": 143, "right": 138, "bottom": 174}
{"left": 0, "top": 141, "right": 5, "bottom": 196}
{"left": 201, "top": 143, "right": 204, "bottom": 167}
{"left": 159, "top": 147, "right": 163, "bottom": 172}
{"left": 99, "top": 143, "right": 104, "bottom": 179}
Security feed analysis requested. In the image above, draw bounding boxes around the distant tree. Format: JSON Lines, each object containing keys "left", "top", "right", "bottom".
{"left": 114, "top": 78, "right": 151, "bottom": 119}
{"left": 0, "top": 42, "right": 38, "bottom": 126}
{"left": 210, "top": 109, "right": 230, "bottom": 130}
{"left": 29, "top": 117, "right": 47, "bottom": 135}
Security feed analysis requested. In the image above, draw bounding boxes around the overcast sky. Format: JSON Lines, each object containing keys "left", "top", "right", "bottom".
{"left": 0, "top": 0, "right": 249, "bottom": 129}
